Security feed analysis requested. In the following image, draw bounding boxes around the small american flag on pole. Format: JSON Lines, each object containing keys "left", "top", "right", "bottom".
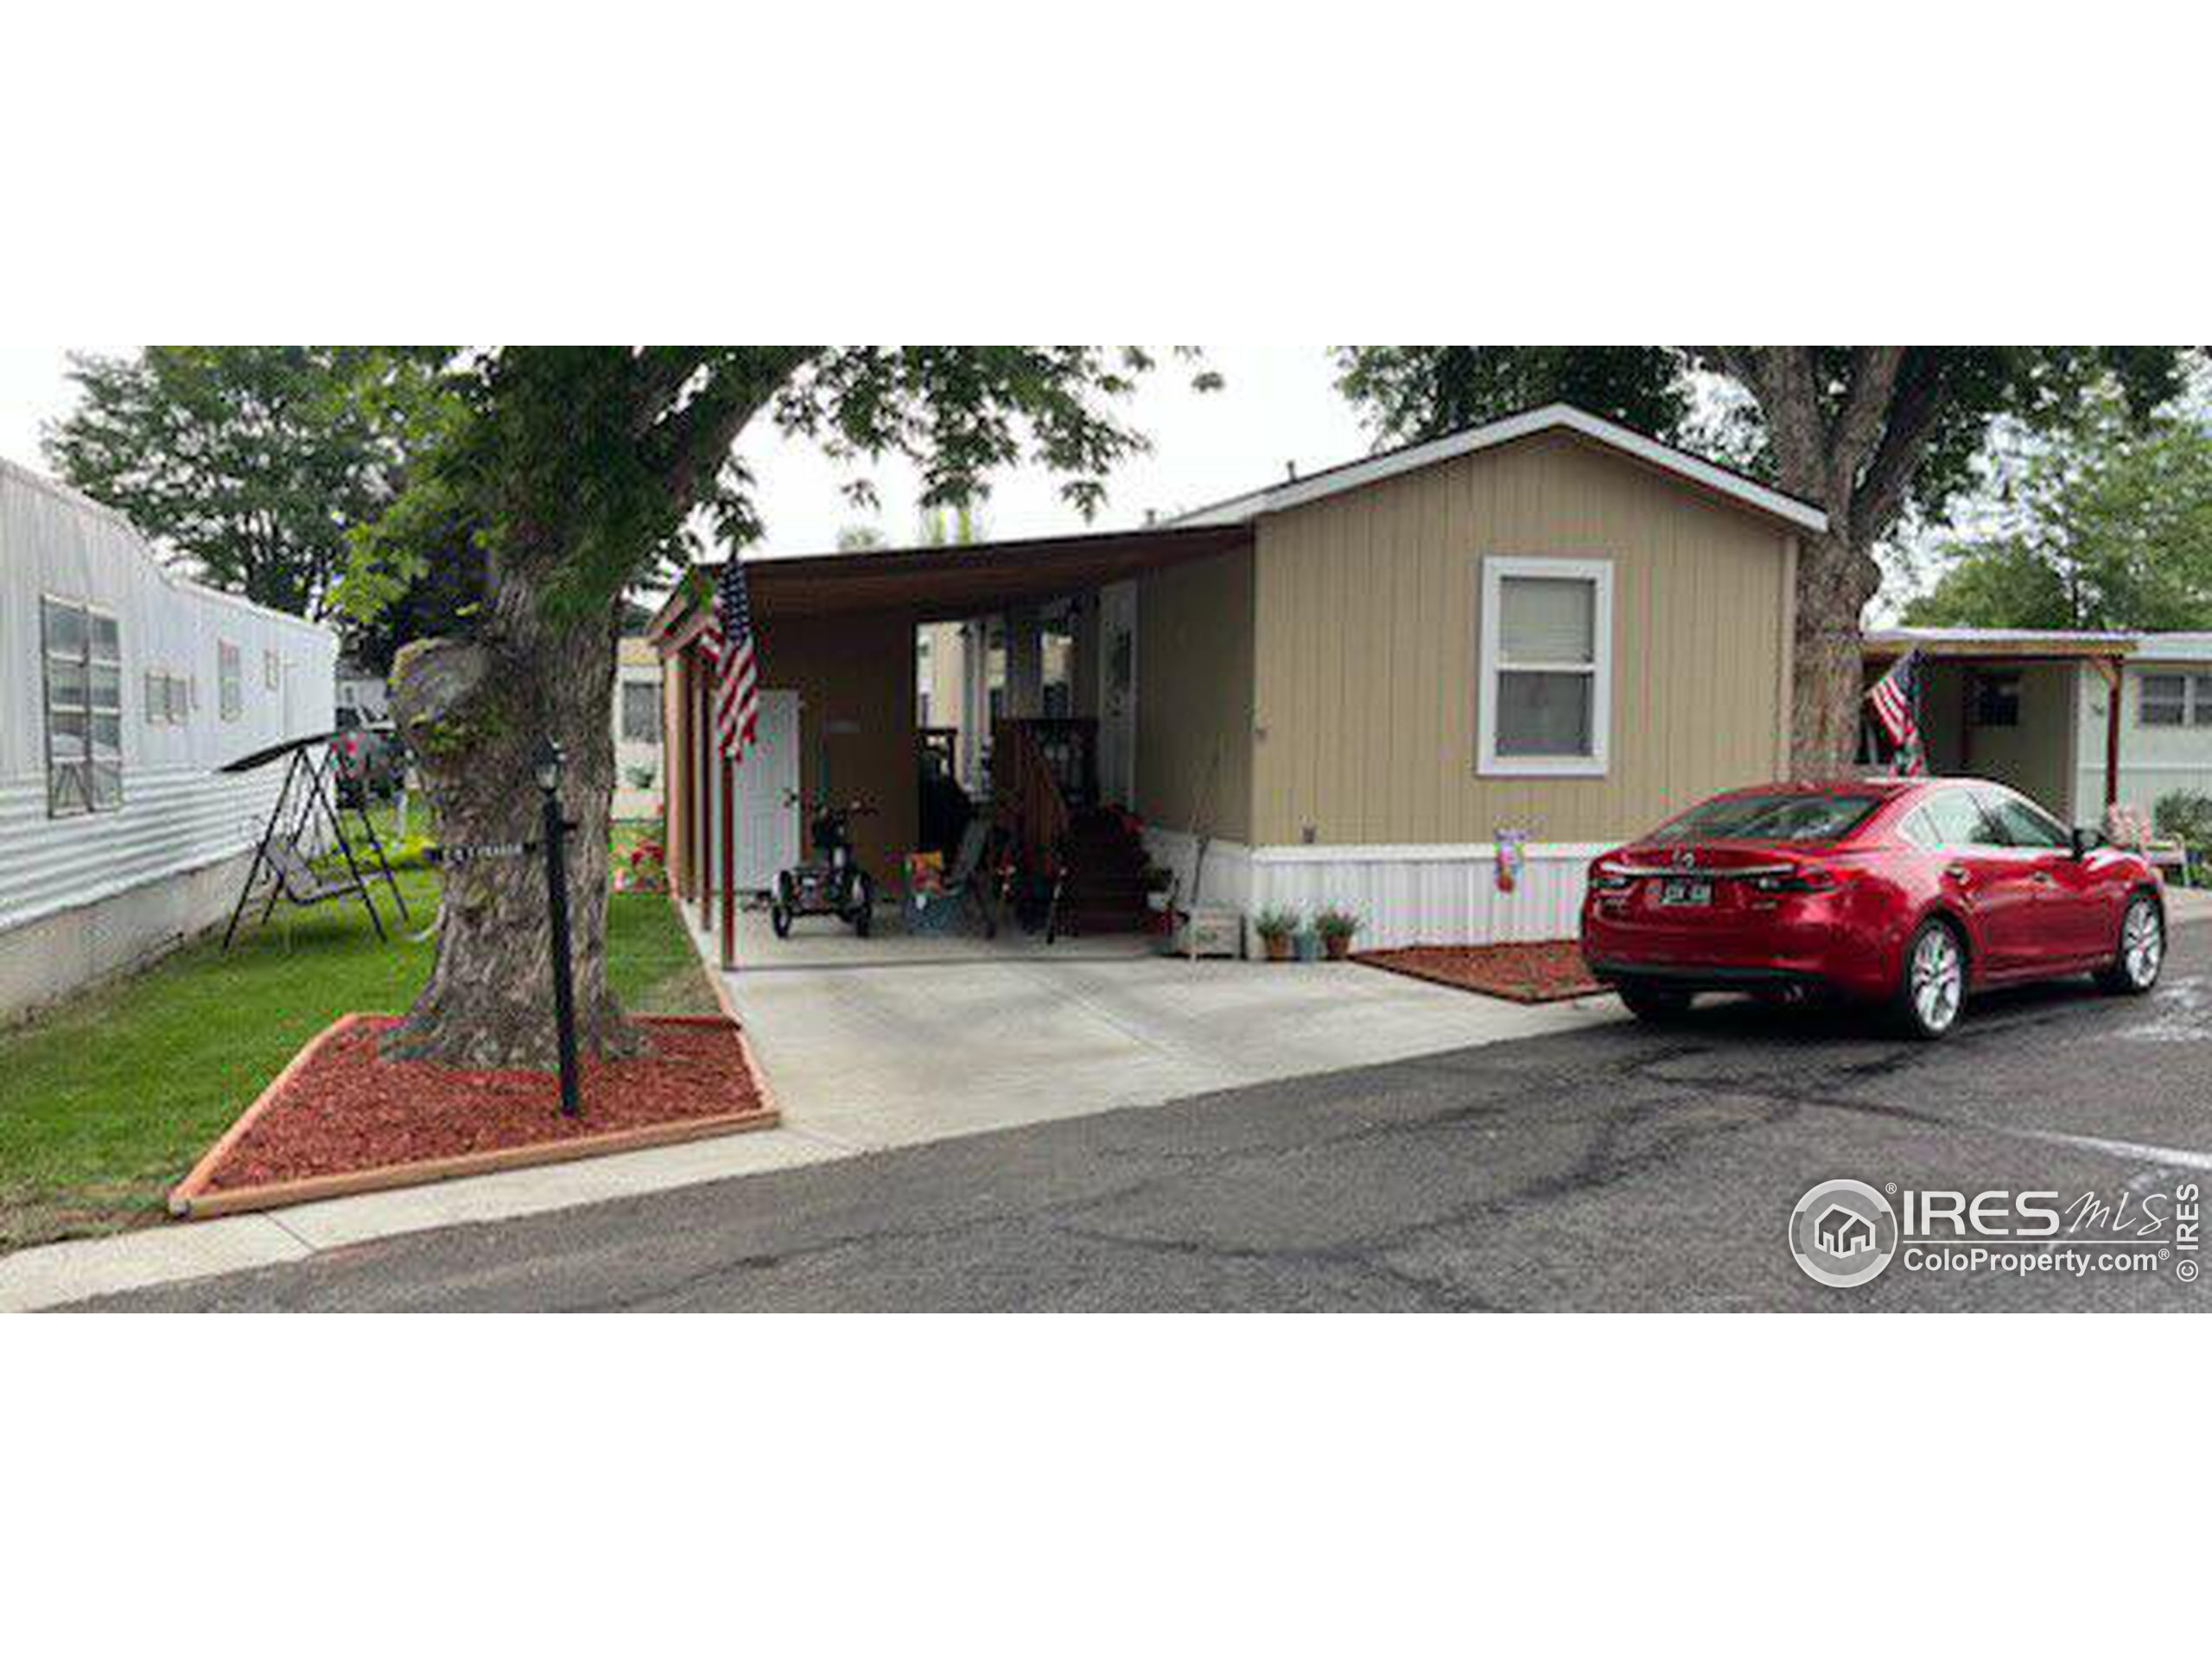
{"left": 702, "top": 556, "right": 760, "bottom": 763}
{"left": 1866, "top": 647, "right": 1925, "bottom": 775}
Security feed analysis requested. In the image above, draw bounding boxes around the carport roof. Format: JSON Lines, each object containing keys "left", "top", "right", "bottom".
{"left": 651, "top": 521, "right": 1251, "bottom": 642}
{"left": 1864, "top": 626, "right": 2137, "bottom": 661}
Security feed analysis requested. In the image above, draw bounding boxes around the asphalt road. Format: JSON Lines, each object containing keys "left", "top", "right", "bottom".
{"left": 86, "top": 924, "right": 2212, "bottom": 1312}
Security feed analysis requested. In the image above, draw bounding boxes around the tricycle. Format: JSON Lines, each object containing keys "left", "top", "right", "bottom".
{"left": 771, "top": 796, "right": 878, "bottom": 938}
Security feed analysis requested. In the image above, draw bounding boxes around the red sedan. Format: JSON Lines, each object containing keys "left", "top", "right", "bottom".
{"left": 1580, "top": 779, "right": 2166, "bottom": 1039}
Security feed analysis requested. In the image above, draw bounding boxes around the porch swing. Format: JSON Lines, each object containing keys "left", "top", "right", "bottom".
{"left": 218, "top": 731, "right": 410, "bottom": 949}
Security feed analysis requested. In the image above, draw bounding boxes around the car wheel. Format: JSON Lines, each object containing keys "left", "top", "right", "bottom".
{"left": 1897, "top": 918, "right": 1967, "bottom": 1040}
{"left": 2096, "top": 893, "right": 2164, "bottom": 995}
{"left": 1618, "top": 981, "right": 1694, "bottom": 1022}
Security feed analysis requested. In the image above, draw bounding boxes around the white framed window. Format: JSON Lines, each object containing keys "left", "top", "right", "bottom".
{"left": 1477, "top": 556, "right": 1612, "bottom": 777}
{"left": 2140, "top": 671, "right": 2212, "bottom": 728}
{"left": 219, "top": 639, "right": 243, "bottom": 721}
{"left": 42, "top": 596, "right": 124, "bottom": 816}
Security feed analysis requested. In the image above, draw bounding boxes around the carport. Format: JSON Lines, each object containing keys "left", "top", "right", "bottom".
{"left": 648, "top": 523, "right": 1251, "bottom": 967}
{"left": 1863, "top": 628, "right": 2135, "bottom": 823}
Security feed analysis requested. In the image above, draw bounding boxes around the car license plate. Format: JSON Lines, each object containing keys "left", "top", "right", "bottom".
{"left": 1657, "top": 879, "right": 1713, "bottom": 907}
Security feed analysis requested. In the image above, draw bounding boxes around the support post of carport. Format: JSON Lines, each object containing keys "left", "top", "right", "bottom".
{"left": 2093, "top": 655, "right": 2124, "bottom": 809}
{"left": 720, "top": 753, "right": 736, "bottom": 969}
{"left": 696, "top": 645, "right": 715, "bottom": 933}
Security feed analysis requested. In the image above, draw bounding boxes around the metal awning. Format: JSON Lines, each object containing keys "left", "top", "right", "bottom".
{"left": 651, "top": 523, "right": 1252, "bottom": 647}
{"left": 1863, "top": 627, "right": 2136, "bottom": 662}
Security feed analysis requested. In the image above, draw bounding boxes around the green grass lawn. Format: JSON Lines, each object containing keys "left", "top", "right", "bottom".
{"left": 0, "top": 864, "right": 715, "bottom": 1253}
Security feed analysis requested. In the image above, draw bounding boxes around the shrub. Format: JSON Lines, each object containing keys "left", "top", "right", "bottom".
{"left": 2153, "top": 790, "right": 2212, "bottom": 849}
{"left": 1314, "top": 907, "right": 1361, "bottom": 943}
{"left": 1253, "top": 907, "right": 1301, "bottom": 942}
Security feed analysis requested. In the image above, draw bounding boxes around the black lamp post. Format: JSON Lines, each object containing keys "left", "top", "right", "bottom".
{"left": 535, "top": 737, "right": 582, "bottom": 1118}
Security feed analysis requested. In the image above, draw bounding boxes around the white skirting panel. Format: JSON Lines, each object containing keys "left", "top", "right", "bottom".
{"left": 1141, "top": 826, "right": 1255, "bottom": 915}
{"left": 1145, "top": 830, "right": 1615, "bottom": 951}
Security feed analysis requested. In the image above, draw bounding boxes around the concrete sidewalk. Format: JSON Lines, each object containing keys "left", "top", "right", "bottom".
{"left": 3, "top": 907, "right": 1614, "bottom": 1311}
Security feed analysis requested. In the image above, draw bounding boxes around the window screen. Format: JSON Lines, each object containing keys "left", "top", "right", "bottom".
{"left": 1493, "top": 575, "right": 1599, "bottom": 760}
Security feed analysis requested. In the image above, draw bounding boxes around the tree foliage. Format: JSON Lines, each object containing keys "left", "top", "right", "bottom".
{"left": 1906, "top": 391, "right": 2212, "bottom": 631}
{"left": 1333, "top": 347, "right": 1689, "bottom": 445}
{"left": 43, "top": 348, "right": 434, "bottom": 620}
{"left": 347, "top": 346, "right": 1212, "bottom": 626}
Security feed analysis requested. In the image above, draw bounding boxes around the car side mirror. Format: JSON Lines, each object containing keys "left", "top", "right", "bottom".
{"left": 2071, "top": 826, "right": 2105, "bottom": 860}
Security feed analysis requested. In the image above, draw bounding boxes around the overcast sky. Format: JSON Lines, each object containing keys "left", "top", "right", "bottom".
{"left": 0, "top": 345, "right": 1375, "bottom": 558}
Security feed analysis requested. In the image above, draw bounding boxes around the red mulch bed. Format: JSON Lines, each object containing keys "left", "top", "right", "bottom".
{"left": 1353, "top": 941, "right": 1607, "bottom": 1004}
{"left": 201, "top": 1016, "right": 763, "bottom": 1192}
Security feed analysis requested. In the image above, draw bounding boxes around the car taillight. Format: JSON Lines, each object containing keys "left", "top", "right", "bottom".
{"left": 1590, "top": 864, "right": 1634, "bottom": 893}
{"left": 1752, "top": 868, "right": 1840, "bottom": 894}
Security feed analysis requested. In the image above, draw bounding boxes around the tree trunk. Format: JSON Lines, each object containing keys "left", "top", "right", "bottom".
{"left": 382, "top": 557, "right": 643, "bottom": 1070}
{"left": 1789, "top": 529, "right": 1884, "bottom": 778}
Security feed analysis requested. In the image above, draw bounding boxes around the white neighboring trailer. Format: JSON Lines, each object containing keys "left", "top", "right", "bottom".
{"left": 1, "top": 458, "right": 337, "bottom": 1022}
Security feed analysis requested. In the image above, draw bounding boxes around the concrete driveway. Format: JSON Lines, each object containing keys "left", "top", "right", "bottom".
{"left": 712, "top": 909, "right": 1617, "bottom": 1152}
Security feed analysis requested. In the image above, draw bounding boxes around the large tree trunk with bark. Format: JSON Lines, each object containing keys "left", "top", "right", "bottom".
{"left": 1789, "top": 530, "right": 1885, "bottom": 777}
{"left": 383, "top": 551, "right": 643, "bottom": 1070}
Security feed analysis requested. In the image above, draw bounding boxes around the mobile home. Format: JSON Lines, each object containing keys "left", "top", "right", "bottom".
{"left": 1, "top": 458, "right": 337, "bottom": 1020}
{"left": 652, "top": 404, "right": 1824, "bottom": 952}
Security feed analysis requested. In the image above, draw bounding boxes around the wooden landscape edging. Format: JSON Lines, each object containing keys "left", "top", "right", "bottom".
{"left": 167, "top": 1011, "right": 782, "bottom": 1222}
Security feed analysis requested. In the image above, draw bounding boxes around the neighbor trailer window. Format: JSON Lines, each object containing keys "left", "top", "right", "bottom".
{"left": 42, "top": 597, "right": 123, "bottom": 817}
{"left": 1478, "top": 556, "right": 1611, "bottom": 776}
{"left": 620, "top": 680, "right": 661, "bottom": 744}
{"left": 219, "top": 640, "right": 242, "bottom": 721}
{"left": 2140, "top": 672, "right": 2212, "bottom": 727}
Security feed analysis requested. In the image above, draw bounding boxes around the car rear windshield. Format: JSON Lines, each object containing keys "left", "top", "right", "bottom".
{"left": 1648, "top": 792, "right": 1884, "bottom": 845}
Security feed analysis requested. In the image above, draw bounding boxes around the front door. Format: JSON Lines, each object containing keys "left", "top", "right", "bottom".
{"left": 1097, "top": 580, "right": 1138, "bottom": 808}
{"left": 728, "top": 690, "right": 801, "bottom": 894}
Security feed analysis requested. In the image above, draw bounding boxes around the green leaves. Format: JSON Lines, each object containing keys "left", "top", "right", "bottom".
{"left": 360, "top": 346, "right": 1196, "bottom": 628}
{"left": 45, "top": 347, "right": 434, "bottom": 622}
{"left": 1905, "top": 385, "right": 2212, "bottom": 631}
{"left": 1334, "top": 347, "right": 1690, "bottom": 446}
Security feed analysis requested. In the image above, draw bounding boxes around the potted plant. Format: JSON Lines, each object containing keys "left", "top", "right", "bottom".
{"left": 1254, "top": 907, "right": 1300, "bottom": 962}
{"left": 1315, "top": 907, "right": 1361, "bottom": 960}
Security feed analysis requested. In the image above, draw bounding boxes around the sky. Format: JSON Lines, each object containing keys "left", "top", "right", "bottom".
{"left": 0, "top": 345, "right": 1376, "bottom": 559}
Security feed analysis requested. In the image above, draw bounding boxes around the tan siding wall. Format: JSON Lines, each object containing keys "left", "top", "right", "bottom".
{"left": 1251, "top": 433, "right": 1793, "bottom": 846}
{"left": 755, "top": 610, "right": 918, "bottom": 882}
{"left": 1135, "top": 546, "right": 1254, "bottom": 841}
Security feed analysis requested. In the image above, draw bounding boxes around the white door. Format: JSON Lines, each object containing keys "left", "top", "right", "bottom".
{"left": 1097, "top": 580, "right": 1138, "bottom": 808}
{"left": 728, "top": 690, "right": 801, "bottom": 893}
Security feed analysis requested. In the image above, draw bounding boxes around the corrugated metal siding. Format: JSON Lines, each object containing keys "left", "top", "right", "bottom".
{"left": 1, "top": 460, "right": 337, "bottom": 933}
{"left": 1250, "top": 432, "right": 1793, "bottom": 847}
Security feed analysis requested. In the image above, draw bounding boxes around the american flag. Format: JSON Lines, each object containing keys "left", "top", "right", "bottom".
{"left": 1866, "top": 647, "right": 1925, "bottom": 775}
{"left": 702, "top": 557, "right": 760, "bottom": 762}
